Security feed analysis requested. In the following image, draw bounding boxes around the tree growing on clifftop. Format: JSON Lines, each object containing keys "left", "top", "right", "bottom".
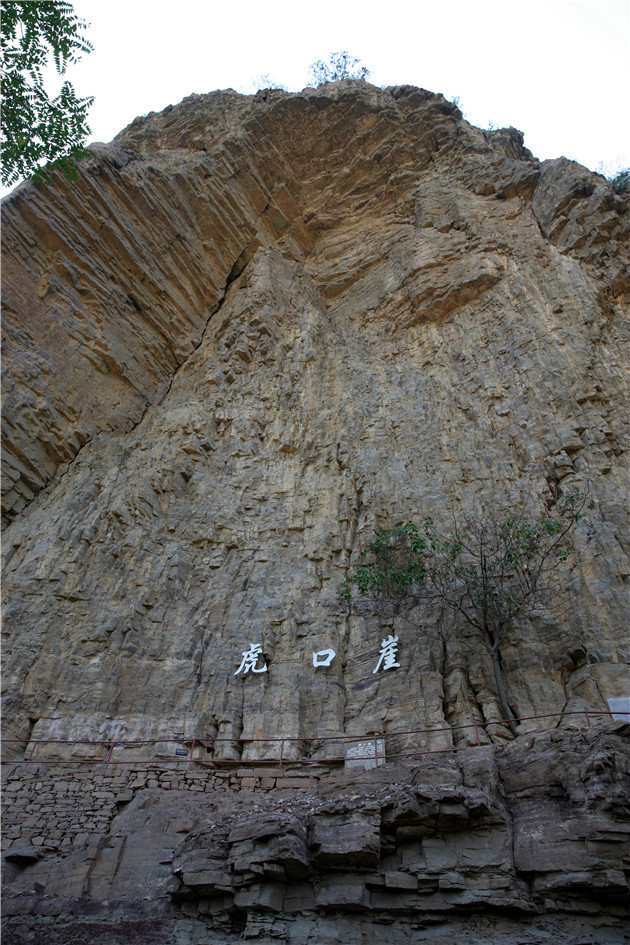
{"left": 344, "top": 491, "right": 587, "bottom": 726}
{"left": 1, "top": 0, "right": 93, "bottom": 187}
{"left": 611, "top": 168, "right": 629, "bottom": 194}
{"left": 309, "top": 51, "right": 371, "bottom": 84}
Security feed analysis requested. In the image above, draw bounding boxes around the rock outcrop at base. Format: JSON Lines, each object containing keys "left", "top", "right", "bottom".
{"left": 2, "top": 726, "right": 629, "bottom": 944}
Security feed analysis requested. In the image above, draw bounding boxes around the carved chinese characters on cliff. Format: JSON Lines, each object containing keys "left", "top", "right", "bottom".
{"left": 373, "top": 634, "right": 400, "bottom": 673}
{"left": 234, "top": 640, "right": 401, "bottom": 675}
{"left": 313, "top": 648, "right": 336, "bottom": 667}
{"left": 234, "top": 643, "right": 268, "bottom": 675}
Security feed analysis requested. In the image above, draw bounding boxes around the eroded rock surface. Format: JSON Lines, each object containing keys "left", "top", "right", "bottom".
{"left": 2, "top": 82, "right": 629, "bottom": 762}
{"left": 1, "top": 79, "right": 629, "bottom": 942}
{"left": 2, "top": 727, "right": 629, "bottom": 943}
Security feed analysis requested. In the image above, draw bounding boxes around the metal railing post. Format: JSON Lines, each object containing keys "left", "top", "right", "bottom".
{"left": 279, "top": 738, "right": 285, "bottom": 773}
{"left": 188, "top": 738, "right": 195, "bottom": 773}
{"left": 584, "top": 710, "right": 591, "bottom": 728}
{"left": 102, "top": 741, "right": 115, "bottom": 768}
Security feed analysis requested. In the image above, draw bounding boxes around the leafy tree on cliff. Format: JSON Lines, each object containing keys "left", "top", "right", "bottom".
{"left": 1, "top": 0, "right": 93, "bottom": 187}
{"left": 611, "top": 168, "right": 629, "bottom": 194}
{"left": 309, "top": 51, "right": 371, "bottom": 84}
{"left": 344, "top": 491, "right": 587, "bottom": 726}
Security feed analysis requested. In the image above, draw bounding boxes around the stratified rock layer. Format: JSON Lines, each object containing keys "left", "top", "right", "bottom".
{"left": 2, "top": 81, "right": 629, "bottom": 756}
{"left": 1, "top": 80, "right": 629, "bottom": 943}
{"left": 2, "top": 727, "right": 629, "bottom": 943}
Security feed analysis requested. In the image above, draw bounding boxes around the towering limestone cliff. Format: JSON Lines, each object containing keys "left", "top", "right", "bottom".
{"left": 2, "top": 81, "right": 629, "bottom": 944}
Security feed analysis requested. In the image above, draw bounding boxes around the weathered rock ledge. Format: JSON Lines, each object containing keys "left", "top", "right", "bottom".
{"left": 2, "top": 725, "right": 629, "bottom": 944}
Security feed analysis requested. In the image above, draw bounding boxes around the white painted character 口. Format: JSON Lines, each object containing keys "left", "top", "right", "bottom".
{"left": 234, "top": 642, "right": 268, "bottom": 676}
{"left": 313, "top": 648, "right": 336, "bottom": 668}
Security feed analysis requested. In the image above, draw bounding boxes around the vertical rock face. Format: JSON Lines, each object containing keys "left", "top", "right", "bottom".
{"left": 2, "top": 81, "right": 628, "bottom": 753}
{"left": 1, "top": 81, "right": 629, "bottom": 942}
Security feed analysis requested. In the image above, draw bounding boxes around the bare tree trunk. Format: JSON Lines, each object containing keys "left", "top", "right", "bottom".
{"left": 488, "top": 632, "right": 517, "bottom": 734}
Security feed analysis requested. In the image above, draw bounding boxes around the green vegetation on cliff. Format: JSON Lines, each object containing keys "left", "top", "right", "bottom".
{"left": 1, "top": 0, "right": 93, "bottom": 186}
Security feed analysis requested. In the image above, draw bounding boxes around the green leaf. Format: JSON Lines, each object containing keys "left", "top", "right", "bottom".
{"left": 1, "top": 0, "right": 94, "bottom": 187}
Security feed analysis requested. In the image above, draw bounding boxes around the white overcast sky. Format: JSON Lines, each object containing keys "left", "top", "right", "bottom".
{"left": 2, "top": 0, "right": 629, "bottom": 199}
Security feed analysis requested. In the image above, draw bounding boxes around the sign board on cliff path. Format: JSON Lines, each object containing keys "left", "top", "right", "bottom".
{"left": 607, "top": 697, "right": 630, "bottom": 721}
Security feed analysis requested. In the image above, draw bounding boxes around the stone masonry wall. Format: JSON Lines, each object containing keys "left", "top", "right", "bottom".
{"left": 1, "top": 761, "right": 320, "bottom": 857}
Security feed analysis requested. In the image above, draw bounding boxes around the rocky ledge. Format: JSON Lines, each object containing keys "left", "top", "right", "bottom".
{"left": 2, "top": 725, "right": 629, "bottom": 944}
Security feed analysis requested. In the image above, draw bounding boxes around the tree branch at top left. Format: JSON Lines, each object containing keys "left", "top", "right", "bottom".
{"left": 1, "top": 0, "right": 94, "bottom": 188}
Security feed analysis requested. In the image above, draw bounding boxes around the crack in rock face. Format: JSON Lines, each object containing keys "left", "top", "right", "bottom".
{"left": 1, "top": 81, "right": 629, "bottom": 943}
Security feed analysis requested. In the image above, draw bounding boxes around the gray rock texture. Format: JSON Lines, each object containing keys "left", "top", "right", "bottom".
{"left": 1, "top": 80, "right": 629, "bottom": 942}
{"left": 2, "top": 727, "right": 629, "bottom": 943}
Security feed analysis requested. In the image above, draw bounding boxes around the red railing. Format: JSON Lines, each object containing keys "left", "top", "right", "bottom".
{"left": 1, "top": 710, "right": 627, "bottom": 772}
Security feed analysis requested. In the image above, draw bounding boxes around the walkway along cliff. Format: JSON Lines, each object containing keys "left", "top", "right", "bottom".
{"left": 2, "top": 80, "right": 629, "bottom": 944}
